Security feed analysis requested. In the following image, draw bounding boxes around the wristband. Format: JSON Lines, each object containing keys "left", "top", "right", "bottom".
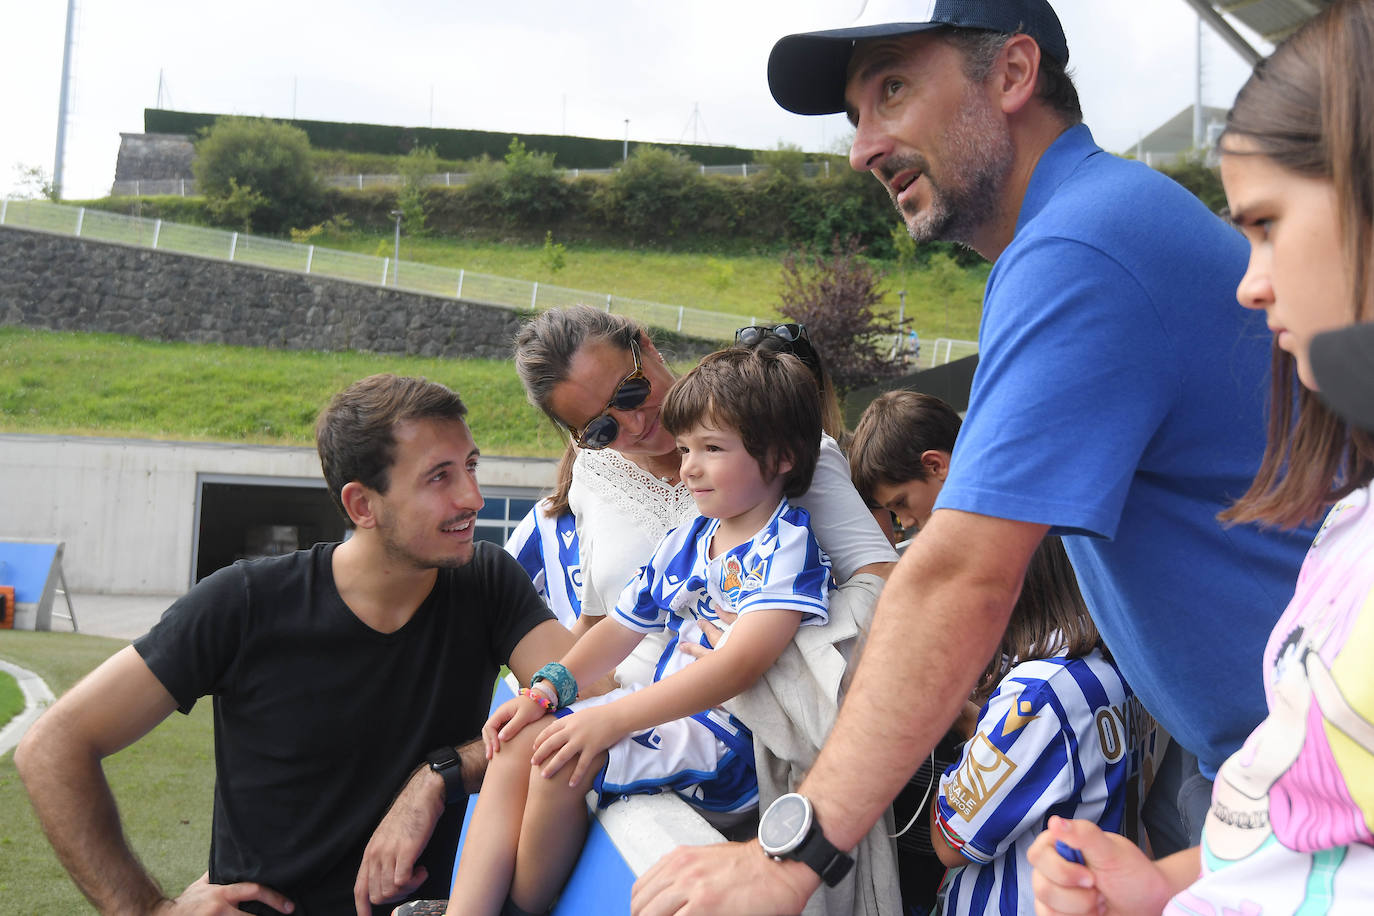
{"left": 532, "top": 662, "right": 578, "bottom": 709}
{"left": 520, "top": 687, "right": 553, "bottom": 713}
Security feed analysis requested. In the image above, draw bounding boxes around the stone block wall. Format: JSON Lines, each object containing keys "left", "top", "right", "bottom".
{"left": 0, "top": 225, "right": 528, "bottom": 360}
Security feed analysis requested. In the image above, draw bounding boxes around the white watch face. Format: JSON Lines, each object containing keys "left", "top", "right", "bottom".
{"left": 759, "top": 793, "right": 812, "bottom": 856}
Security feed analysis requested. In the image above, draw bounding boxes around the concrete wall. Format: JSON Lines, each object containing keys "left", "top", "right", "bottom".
{"left": 0, "top": 434, "right": 554, "bottom": 595}
{"left": 0, "top": 225, "right": 525, "bottom": 360}
{"left": 114, "top": 133, "right": 195, "bottom": 182}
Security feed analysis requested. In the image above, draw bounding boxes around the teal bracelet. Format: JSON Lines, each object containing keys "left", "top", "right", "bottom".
{"left": 532, "top": 662, "right": 578, "bottom": 709}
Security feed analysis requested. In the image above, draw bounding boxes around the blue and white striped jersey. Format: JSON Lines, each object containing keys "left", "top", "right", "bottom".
{"left": 503, "top": 498, "right": 582, "bottom": 628}
{"left": 612, "top": 498, "right": 832, "bottom": 684}
{"left": 935, "top": 648, "right": 1157, "bottom": 916}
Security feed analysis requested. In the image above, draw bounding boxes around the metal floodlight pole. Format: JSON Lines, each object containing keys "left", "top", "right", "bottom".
{"left": 53, "top": 0, "right": 78, "bottom": 199}
{"left": 389, "top": 209, "right": 403, "bottom": 286}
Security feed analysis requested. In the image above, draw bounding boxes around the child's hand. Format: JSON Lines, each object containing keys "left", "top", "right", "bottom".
{"left": 1027, "top": 816, "right": 1178, "bottom": 916}
{"left": 530, "top": 707, "right": 621, "bottom": 787}
{"left": 481, "top": 695, "right": 549, "bottom": 760}
{"left": 676, "top": 613, "right": 735, "bottom": 660}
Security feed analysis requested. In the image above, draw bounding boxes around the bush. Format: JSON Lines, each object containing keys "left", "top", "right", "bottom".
{"left": 500, "top": 138, "right": 573, "bottom": 228}
{"left": 193, "top": 117, "right": 324, "bottom": 233}
{"left": 778, "top": 237, "right": 902, "bottom": 393}
{"left": 603, "top": 146, "right": 708, "bottom": 242}
{"left": 1158, "top": 154, "right": 1226, "bottom": 214}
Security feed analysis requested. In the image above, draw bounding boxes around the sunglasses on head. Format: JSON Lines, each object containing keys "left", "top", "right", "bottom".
{"left": 564, "top": 337, "right": 653, "bottom": 450}
{"left": 735, "top": 323, "right": 822, "bottom": 377}
{"left": 734, "top": 323, "right": 810, "bottom": 348}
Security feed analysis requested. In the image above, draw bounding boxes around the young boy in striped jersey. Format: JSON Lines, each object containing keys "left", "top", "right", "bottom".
{"left": 446, "top": 346, "right": 834, "bottom": 916}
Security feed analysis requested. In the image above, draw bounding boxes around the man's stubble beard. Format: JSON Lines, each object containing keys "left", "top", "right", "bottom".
{"left": 890, "top": 88, "right": 1014, "bottom": 248}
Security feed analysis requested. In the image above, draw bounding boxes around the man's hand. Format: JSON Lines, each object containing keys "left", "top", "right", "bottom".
{"left": 352, "top": 766, "right": 446, "bottom": 916}
{"left": 153, "top": 871, "right": 294, "bottom": 914}
{"left": 631, "top": 841, "right": 817, "bottom": 916}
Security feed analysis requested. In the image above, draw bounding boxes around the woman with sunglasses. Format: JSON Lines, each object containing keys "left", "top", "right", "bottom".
{"left": 514, "top": 305, "right": 897, "bottom": 683}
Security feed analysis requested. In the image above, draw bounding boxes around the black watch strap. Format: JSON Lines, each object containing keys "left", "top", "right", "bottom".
{"left": 425, "top": 746, "right": 465, "bottom": 804}
{"left": 793, "top": 828, "right": 855, "bottom": 887}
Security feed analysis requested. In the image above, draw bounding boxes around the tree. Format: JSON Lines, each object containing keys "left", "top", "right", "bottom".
{"left": 778, "top": 236, "right": 902, "bottom": 393}
{"left": 11, "top": 164, "right": 56, "bottom": 201}
{"left": 1157, "top": 152, "right": 1226, "bottom": 214}
{"left": 397, "top": 145, "right": 438, "bottom": 235}
{"left": 193, "top": 117, "right": 323, "bottom": 233}
{"left": 500, "top": 137, "right": 569, "bottom": 227}
{"left": 604, "top": 146, "right": 706, "bottom": 241}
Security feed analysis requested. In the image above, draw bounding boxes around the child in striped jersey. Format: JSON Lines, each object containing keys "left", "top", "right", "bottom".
{"left": 849, "top": 391, "right": 1162, "bottom": 916}
{"left": 929, "top": 540, "right": 1157, "bottom": 916}
{"left": 447, "top": 346, "right": 834, "bottom": 916}
{"left": 505, "top": 445, "right": 583, "bottom": 628}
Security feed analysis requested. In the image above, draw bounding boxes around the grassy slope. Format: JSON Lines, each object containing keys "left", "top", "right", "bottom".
{"left": 0, "top": 328, "right": 571, "bottom": 455}
{"left": 0, "top": 633, "right": 213, "bottom": 911}
{"left": 305, "top": 232, "right": 988, "bottom": 343}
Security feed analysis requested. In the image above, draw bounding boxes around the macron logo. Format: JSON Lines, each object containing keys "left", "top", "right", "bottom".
{"left": 561, "top": 529, "right": 576, "bottom": 549}
{"left": 632, "top": 730, "right": 663, "bottom": 751}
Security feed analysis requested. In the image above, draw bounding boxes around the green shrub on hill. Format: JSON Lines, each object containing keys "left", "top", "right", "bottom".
{"left": 193, "top": 117, "right": 324, "bottom": 233}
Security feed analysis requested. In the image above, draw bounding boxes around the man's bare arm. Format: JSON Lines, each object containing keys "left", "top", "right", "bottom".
{"left": 16, "top": 646, "right": 180, "bottom": 911}
{"left": 632, "top": 509, "right": 1047, "bottom": 915}
{"left": 801, "top": 509, "right": 1047, "bottom": 850}
{"left": 16, "top": 646, "right": 296, "bottom": 914}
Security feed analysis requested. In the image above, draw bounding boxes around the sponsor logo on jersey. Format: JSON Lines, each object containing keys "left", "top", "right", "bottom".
{"left": 946, "top": 733, "right": 1017, "bottom": 821}
{"left": 1000, "top": 698, "right": 1040, "bottom": 737}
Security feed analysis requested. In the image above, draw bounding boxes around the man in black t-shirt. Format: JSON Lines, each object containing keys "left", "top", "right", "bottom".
{"left": 17, "top": 375, "right": 576, "bottom": 915}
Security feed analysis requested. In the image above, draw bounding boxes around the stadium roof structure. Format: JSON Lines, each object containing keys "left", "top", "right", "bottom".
{"left": 1183, "top": 0, "right": 1337, "bottom": 64}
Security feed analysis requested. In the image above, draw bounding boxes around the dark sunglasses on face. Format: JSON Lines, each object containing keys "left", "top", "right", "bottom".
{"left": 564, "top": 337, "right": 653, "bottom": 450}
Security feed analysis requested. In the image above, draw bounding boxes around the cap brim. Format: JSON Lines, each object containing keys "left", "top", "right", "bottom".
{"left": 1311, "top": 323, "right": 1374, "bottom": 433}
{"left": 768, "top": 22, "right": 947, "bottom": 116}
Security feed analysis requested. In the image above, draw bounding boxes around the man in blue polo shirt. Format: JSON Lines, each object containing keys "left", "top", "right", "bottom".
{"left": 632, "top": 3, "right": 1314, "bottom": 914}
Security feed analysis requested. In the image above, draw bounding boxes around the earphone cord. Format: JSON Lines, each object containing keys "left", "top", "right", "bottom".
{"left": 889, "top": 750, "right": 937, "bottom": 839}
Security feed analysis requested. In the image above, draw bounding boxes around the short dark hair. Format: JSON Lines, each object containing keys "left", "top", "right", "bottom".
{"left": 940, "top": 27, "right": 1083, "bottom": 125}
{"left": 315, "top": 374, "right": 468, "bottom": 527}
{"left": 661, "top": 347, "right": 821, "bottom": 499}
{"left": 848, "top": 390, "right": 962, "bottom": 502}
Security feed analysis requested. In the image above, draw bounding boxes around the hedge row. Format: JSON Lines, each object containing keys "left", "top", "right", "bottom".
{"left": 144, "top": 108, "right": 760, "bottom": 170}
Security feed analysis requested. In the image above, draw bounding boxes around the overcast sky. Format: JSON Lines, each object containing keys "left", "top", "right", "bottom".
{"left": 1, "top": 1, "right": 1269, "bottom": 200}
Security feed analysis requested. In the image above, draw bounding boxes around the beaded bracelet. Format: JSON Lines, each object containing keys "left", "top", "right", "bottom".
{"left": 532, "top": 662, "right": 578, "bottom": 710}
{"left": 520, "top": 687, "right": 553, "bottom": 713}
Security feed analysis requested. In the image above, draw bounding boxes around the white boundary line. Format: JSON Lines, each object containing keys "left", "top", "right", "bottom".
{"left": 0, "top": 659, "right": 56, "bottom": 759}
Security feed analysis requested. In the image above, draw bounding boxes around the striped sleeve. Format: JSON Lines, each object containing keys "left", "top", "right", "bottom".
{"left": 732, "top": 506, "right": 832, "bottom": 624}
{"left": 503, "top": 504, "right": 547, "bottom": 599}
{"left": 936, "top": 662, "right": 1075, "bottom": 863}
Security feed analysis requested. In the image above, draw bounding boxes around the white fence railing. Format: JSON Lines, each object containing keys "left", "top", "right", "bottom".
{"left": 108, "top": 161, "right": 837, "bottom": 198}
{"left": 0, "top": 199, "right": 762, "bottom": 342}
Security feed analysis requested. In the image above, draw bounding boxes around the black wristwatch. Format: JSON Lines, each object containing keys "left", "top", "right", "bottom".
{"left": 425, "top": 746, "right": 466, "bottom": 804}
{"left": 757, "top": 793, "right": 854, "bottom": 887}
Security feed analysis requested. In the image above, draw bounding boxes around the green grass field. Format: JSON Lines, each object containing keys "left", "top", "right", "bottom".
{"left": 0, "top": 327, "right": 573, "bottom": 454}
{"left": 0, "top": 633, "right": 214, "bottom": 912}
{"left": 0, "top": 670, "right": 21, "bottom": 730}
